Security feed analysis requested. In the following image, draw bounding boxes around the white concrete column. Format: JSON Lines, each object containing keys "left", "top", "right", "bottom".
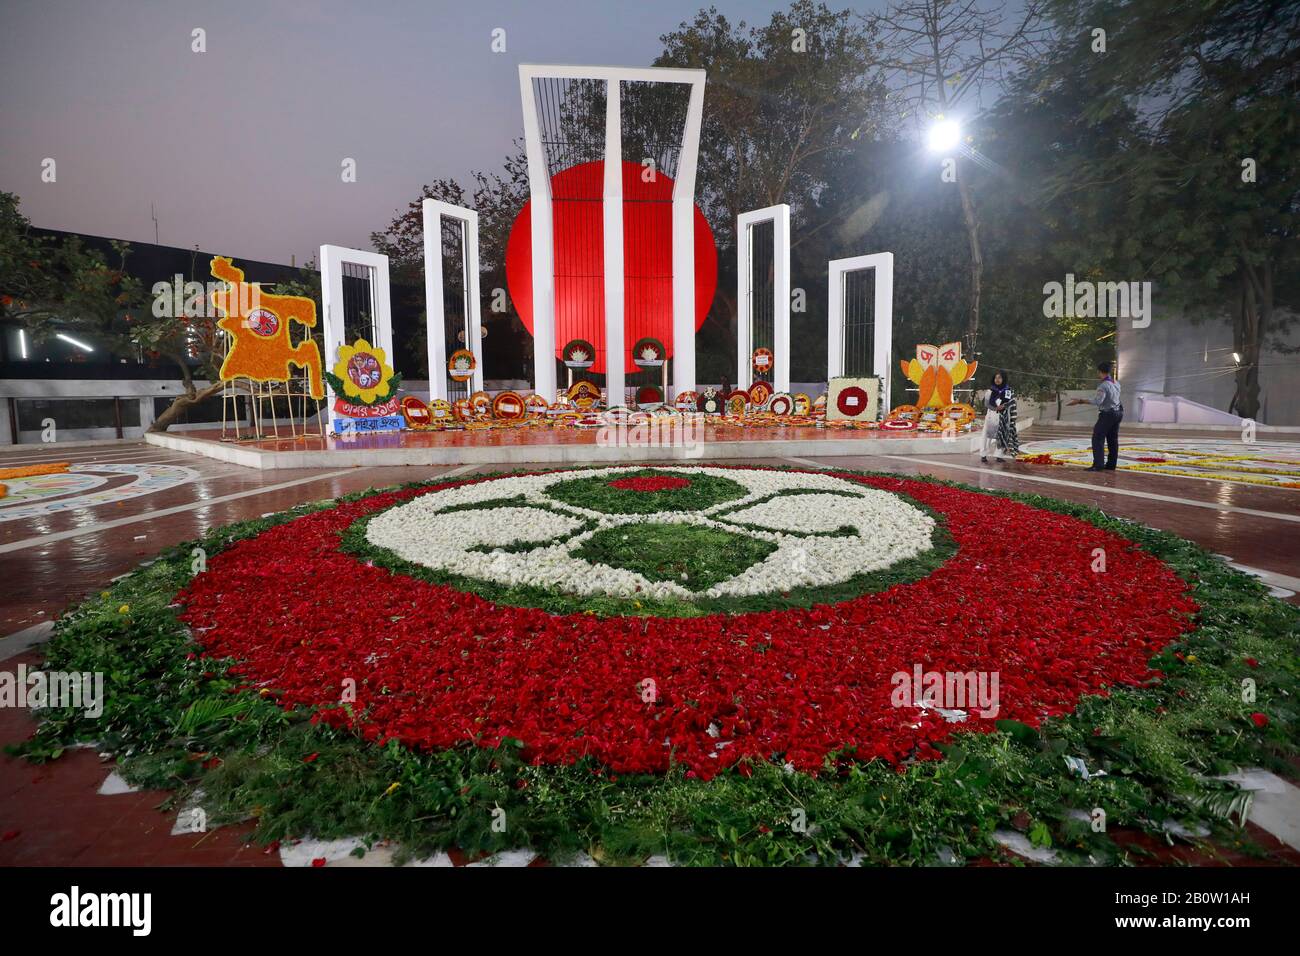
{"left": 422, "top": 203, "right": 448, "bottom": 402}
{"left": 736, "top": 204, "right": 790, "bottom": 393}
{"left": 872, "top": 252, "right": 894, "bottom": 404}
{"left": 773, "top": 208, "right": 791, "bottom": 394}
{"left": 602, "top": 79, "right": 625, "bottom": 407}
{"left": 464, "top": 210, "right": 484, "bottom": 395}
{"left": 423, "top": 200, "right": 484, "bottom": 400}
{"left": 670, "top": 80, "right": 705, "bottom": 398}
{"left": 826, "top": 267, "right": 844, "bottom": 380}
{"left": 520, "top": 72, "right": 557, "bottom": 399}
{"left": 736, "top": 218, "right": 752, "bottom": 391}
{"left": 827, "top": 252, "right": 894, "bottom": 401}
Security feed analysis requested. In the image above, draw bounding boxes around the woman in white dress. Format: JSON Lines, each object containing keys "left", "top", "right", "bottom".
{"left": 981, "top": 371, "right": 1020, "bottom": 463}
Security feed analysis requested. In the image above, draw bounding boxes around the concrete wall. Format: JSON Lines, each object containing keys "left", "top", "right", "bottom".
{"left": 0, "top": 379, "right": 173, "bottom": 444}
{"left": 1117, "top": 309, "right": 1300, "bottom": 426}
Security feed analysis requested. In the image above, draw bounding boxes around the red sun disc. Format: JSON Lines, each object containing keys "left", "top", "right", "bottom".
{"left": 505, "top": 161, "right": 718, "bottom": 375}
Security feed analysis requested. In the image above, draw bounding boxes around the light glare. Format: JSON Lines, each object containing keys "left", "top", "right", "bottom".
{"left": 56, "top": 332, "right": 94, "bottom": 353}
{"left": 927, "top": 119, "right": 961, "bottom": 153}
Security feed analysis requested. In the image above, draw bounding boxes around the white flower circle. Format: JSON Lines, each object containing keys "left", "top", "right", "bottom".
{"left": 363, "top": 467, "right": 937, "bottom": 611}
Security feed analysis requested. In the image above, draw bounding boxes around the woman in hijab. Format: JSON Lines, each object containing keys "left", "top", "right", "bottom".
{"left": 981, "top": 370, "right": 1021, "bottom": 463}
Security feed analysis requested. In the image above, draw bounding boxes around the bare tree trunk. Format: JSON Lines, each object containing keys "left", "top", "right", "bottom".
{"left": 148, "top": 380, "right": 224, "bottom": 433}
{"left": 1230, "top": 257, "right": 1272, "bottom": 422}
{"left": 956, "top": 169, "right": 983, "bottom": 353}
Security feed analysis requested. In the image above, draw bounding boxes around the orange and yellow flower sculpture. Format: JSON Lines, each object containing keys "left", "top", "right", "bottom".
{"left": 210, "top": 256, "right": 325, "bottom": 399}
{"left": 900, "top": 341, "right": 977, "bottom": 408}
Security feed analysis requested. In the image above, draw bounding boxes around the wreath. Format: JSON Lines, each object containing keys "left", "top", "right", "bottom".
{"left": 524, "top": 394, "right": 550, "bottom": 418}
{"left": 940, "top": 402, "right": 977, "bottom": 428}
{"left": 568, "top": 380, "right": 602, "bottom": 410}
{"left": 562, "top": 339, "right": 596, "bottom": 369}
{"left": 492, "top": 391, "right": 526, "bottom": 420}
{"left": 631, "top": 337, "right": 666, "bottom": 368}
{"left": 325, "top": 339, "right": 402, "bottom": 407}
{"left": 636, "top": 384, "right": 663, "bottom": 408}
{"left": 447, "top": 348, "right": 476, "bottom": 382}
{"left": 751, "top": 347, "right": 774, "bottom": 377}
{"left": 399, "top": 395, "right": 432, "bottom": 427}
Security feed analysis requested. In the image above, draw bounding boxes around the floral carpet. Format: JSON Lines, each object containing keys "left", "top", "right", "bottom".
{"left": 0, "top": 462, "right": 199, "bottom": 520}
{"left": 20, "top": 465, "right": 1299, "bottom": 865}
{"left": 1018, "top": 438, "right": 1300, "bottom": 488}
{"left": 181, "top": 466, "right": 1195, "bottom": 776}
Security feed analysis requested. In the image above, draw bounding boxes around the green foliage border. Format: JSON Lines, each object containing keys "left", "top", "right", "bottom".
{"left": 11, "top": 464, "right": 1299, "bottom": 867}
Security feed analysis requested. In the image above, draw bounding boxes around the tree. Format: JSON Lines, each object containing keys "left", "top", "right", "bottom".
{"left": 1023, "top": 0, "right": 1300, "bottom": 419}
{"left": 1, "top": 192, "right": 146, "bottom": 354}
{"left": 0, "top": 191, "right": 228, "bottom": 432}
{"left": 370, "top": 144, "right": 531, "bottom": 377}
{"left": 875, "top": 0, "right": 1050, "bottom": 353}
{"left": 653, "top": 2, "right": 890, "bottom": 363}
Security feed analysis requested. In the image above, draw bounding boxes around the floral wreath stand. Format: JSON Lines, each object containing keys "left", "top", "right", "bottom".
{"left": 632, "top": 337, "right": 669, "bottom": 410}
{"left": 446, "top": 348, "right": 477, "bottom": 405}
{"left": 561, "top": 339, "right": 598, "bottom": 394}
{"left": 220, "top": 371, "right": 325, "bottom": 444}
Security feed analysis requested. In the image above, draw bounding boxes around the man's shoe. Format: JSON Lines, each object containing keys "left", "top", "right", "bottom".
{"left": 1084, "top": 466, "right": 1104, "bottom": 472}
{"left": 1104, "top": 465, "right": 1118, "bottom": 470}
{"left": 981, "top": 456, "right": 988, "bottom": 463}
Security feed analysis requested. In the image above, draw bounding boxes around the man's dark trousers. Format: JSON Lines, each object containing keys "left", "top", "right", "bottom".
{"left": 1092, "top": 410, "right": 1123, "bottom": 469}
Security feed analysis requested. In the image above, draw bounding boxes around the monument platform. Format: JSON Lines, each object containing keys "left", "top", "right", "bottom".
{"left": 145, "top": 421, "right": 1007, "bottom": 470}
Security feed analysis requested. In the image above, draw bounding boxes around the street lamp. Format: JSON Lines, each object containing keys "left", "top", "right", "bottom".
{"left": 927, "top": 118, "right": 961, "bottom": 153}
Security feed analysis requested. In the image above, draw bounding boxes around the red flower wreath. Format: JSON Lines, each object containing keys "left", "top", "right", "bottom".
{"left": 178, "top": 469, "right": 1197, "bottom": 780}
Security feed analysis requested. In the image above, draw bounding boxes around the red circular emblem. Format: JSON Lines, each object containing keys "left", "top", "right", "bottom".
{"left": 246, "top": 309, "right": 280, "bottom": 337}
{"left": 505, "top": 161, "right": 717, "bottom": 375}
{"left": 836, "top": 386, "right": 870, "bottom": 418}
